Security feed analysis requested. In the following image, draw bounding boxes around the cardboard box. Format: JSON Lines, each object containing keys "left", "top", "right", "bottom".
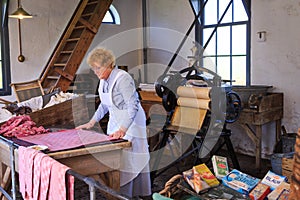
{"left": 222, "top": 169, "right": 260, "bottom": 195}
{"left": 211, "top": 155, "right": 229, "bottom": 179}
{"left": 193, "top": 164, "right": 220, "bottom": 187}
{"left": 182, "top": 168, "right": 210, "bottom": 193}
{"left": 261, "top": 170, "right": 287, "bottom": 191}
{"left": 267, "top": 181, "right": 290, "bottom": 200}
{"left": 249, "top": 182, "right": 271, "bottom": 200}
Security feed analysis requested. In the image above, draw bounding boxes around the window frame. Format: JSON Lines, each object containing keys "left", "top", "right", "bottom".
{"left": 192, "top": 0, "right": 251, "bottom": 86}
{"left": 102, "top": 9, "right": 116, "bottom": 24}
{"left": 0, "top": 0, "right": 12, "bottom": 96}
{"left": 102, "top": 5, "right": 120, "bottom": 25}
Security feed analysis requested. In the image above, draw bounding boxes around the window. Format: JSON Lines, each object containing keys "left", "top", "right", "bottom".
{"left": 0, "top": 0, "right": 11, "bottom": 95}
{"left": 102, "top": 5, "right": 120, "bottom": 25}
{"left": 192, "top": 0, "right": 250, "bottom": 85}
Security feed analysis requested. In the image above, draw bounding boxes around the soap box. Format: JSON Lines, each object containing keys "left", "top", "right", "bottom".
{"left": 211, "top": 155, "right": 229, "bottom": 179}
{"left": 261, "top": 170, "right": 287, "bottom": 191}
{"left": 182, "top": 168, "right": 210, "bottom": 193}
{"left": 193, "top": 163, "right": 220, "bottom": 187}
{"left": 222, "top": 169, "right": 260, "bottom": 195}
{"left": 249, "top": 182, "right": 271, "bottom": 200}
{"left": 267, "top": 181, "right": 290, "bottom": 200}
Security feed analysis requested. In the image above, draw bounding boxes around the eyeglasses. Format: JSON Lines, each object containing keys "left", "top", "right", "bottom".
{"left": 92, "top": 66, "right": 107, "bottom": 74}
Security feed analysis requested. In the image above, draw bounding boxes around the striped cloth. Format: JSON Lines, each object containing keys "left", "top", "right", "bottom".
{"left": 18, "top": 146, "right": 74, "bottom": 200}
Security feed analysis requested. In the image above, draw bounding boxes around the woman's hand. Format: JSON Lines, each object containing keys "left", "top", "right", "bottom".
{"left": 75, "top": 120, "right": 96, "bottom": 130}
{"left": 109, "top": 129, "right": 126, "bottom": 140}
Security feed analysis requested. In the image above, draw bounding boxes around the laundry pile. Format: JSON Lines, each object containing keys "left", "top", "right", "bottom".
{"left": 0, "top": 115, "right": 49, "bottom": 137}
{"left": 2, "top": 91, "right": 79, "bottom": 120}
{"left": 16, "top": 91, "right": 79, "bottom": 111}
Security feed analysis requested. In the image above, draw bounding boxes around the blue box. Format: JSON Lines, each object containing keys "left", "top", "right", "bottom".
{"left": 222, "top": 169, "right": 260, "bottom": 195}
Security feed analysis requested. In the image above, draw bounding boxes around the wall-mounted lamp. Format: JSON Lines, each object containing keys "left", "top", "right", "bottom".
{"left": 9, "top": 0, "right": 32, "bottom": 62}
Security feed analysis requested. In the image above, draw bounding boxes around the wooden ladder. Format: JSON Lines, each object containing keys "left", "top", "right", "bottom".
{"left": 40, "top": 0, "right": 112, "bottom": 92}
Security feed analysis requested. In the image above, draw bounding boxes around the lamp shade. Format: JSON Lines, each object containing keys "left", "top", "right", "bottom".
{"left": 9, "top": 7, "right": 32, "bottom": 19}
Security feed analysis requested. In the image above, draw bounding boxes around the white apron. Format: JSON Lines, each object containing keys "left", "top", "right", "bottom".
{"left": 99, "top": 70, "right": 150, "bottom": 187}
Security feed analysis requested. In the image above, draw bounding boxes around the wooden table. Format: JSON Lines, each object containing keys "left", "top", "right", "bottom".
{"left": 237, "top": 93, "right": 283, "bottom": 169}
{"left": 0, "top": 138, "right": 131, "bottom": 196}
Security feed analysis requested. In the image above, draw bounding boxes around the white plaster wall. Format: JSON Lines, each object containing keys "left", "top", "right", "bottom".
{"left": 7, "top": 0, "right": 79, "bottom": 101}
{"left": 252, "top": 0, "right": 300, "bottom": 133}
{"left": 229, "top": 0, "right": 300, "bottom": 158}
{"left": 146, "top": 0, "right": 195, "bottom": 83}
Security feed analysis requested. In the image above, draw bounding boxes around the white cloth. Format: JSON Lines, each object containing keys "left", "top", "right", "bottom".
{"left": 17, "top": 96, "right": 43, "bottom": 112}
{"left": 0, "top": 108, "right": 13, "bottom": 123}
{"left": 44, "top": 92, "right": 78, "bottom": 108}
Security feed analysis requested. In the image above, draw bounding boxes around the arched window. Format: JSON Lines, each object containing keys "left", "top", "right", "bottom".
{"left": 103, "top": 5, "right": 120, "bottom": 25}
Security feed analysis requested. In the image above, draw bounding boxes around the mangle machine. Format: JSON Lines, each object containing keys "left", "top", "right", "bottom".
{"left": 149, "top": 0, "right": 243, "bottom": 180}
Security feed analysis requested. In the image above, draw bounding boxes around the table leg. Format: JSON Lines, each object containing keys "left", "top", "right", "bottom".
{"left": 239, "top": 124, "right": 261, "bottom": 169}
{"left": 99, "top": 171, "right": 120, "bottom": 191}
{"left": 275, "top": 119, "right": 282, "bottom": 143}
{"left": 255, "top": 125, "right": 262, "bottom": 169}
{"left": 97, "top": 171, "right": 121, "bottom": 200}
{"left": 0, "top": 164, "right": 11, "bottom": 200}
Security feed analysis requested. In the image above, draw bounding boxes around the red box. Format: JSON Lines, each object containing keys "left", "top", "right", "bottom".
{"left": 249, "top": 182, "right": 271, "bottom": 200}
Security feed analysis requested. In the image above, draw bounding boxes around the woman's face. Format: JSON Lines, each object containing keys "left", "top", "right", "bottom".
{"left": 91, "top": 62, "right": 112, "bottom": 80}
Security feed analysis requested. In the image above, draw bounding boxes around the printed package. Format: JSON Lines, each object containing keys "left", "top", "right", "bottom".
{"left": 267, "top": 181, "right": 290, "bottom": 200}
{"left": 193, "top": 163, "right": 220, "bottom": 187}
{"left": 182, "top": 168, "right": 210, "bottom": 193}
{"left": 211, "top": 155, "right": 229, "bottom": 179}
{"left": 249, "top": 182, "right": 271, "bottom": 200}
{"left": 261, "top": 170, "right": 287, "bottom": 191}
{"left": 222, "top": 169, "right": 260, "bottom": 195}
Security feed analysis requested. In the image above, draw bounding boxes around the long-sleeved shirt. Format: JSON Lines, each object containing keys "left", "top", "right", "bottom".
{"left": 92, "top": 67, "right": 140, "bottom": 130}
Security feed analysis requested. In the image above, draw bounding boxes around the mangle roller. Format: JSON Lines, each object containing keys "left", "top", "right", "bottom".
{"left": 149, "top": 65, "right": 242, "bottom": 180}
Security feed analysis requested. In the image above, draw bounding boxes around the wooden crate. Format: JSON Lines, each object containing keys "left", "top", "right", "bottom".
{"left": 257, "top": 93, "right": 283, "bottom": 112}
{"left": 282, "top": 156, "right": 294, "bottom": 183}
{"left": 29, "top": 95, "right": 89, "bottom": 128}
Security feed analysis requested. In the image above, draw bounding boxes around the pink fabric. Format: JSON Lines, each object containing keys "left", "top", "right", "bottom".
{"left": 18, "top": 146, "right": 39, "bottom": 199}
{"left": 39, "top": 156, "right": 54, "bottom": 200}
{"left": 18, "top": 129, "right": 113, "bottom": 152}
{"left": 32, "top": 153, "right": 48, "bottom": 200}
{"left": 18, "top": 146, "right": 27, "bottom": 197}
{"left": 18, "top": 147, "right": 75, "bottom": 200}
{"left": 48, "top": 161, "right": 74, "bottom": 200}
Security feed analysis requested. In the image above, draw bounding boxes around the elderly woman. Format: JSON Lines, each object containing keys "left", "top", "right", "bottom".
{"left": 76, "top": 47, "right": 151, "bottom": 198}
